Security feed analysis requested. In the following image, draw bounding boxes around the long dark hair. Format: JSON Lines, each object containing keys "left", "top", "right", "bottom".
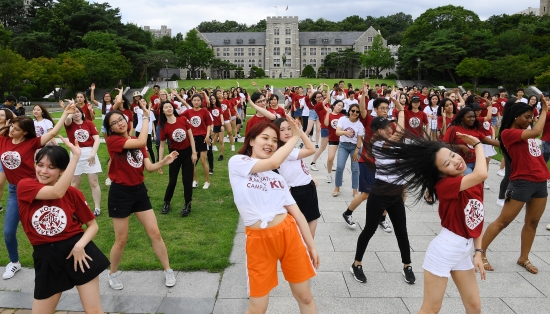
{"left": 33, "top": 104, "right": 54, "bottom": 123}
{"left": 498, "top": 98, "right": 533, "bottom": 164}
{"left": 2, "top": 116, "right": 36, "bottom": 139}
{"left": 450, "top": 107, "right": 479, "bottom": 129}
{"left": 159, "top": 101, "right": 180, "bottom": 129}
{"left": 437, "top": 98, "right": 456, "bottom": 116}
{"left": 35, "top": 146, "right": 70, "bottom": 170}
{"left": 102, "top": 92, "right": 114, "bottom": 115}
{"left": 103, "top": 110, "right": 127, "bottom": 137}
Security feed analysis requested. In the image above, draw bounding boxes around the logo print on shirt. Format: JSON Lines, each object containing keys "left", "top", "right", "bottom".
{"left": 424, "top": 98, "right": 429, "bottom": 105}
{"left": 127, "top": 149, "right": 144, "bottom": 168}
{"left": 1, "top": 151, "right": 21, "bottom": 170}
{"left": 32, "top": 205, "right": 67, "bottom": 236}
{"left": 344, "top": 127, "right": 355, "bottom": 138}
{"left": 189, "top": 116, "right": 202, "bottom": 127}
{"left": 301, "top": 160, "right": 310, "bottom": 175}
{"left": 409, "top": 117, "right": 420, "bottom": 128}
{"left": 212, "top": 109, "right": 219, "bottom": 117}
{"left": 123, "top": 114, "right": 129, "bottom": 122}
{"left": 221, "top": 104, "right": 227, "bottom": 111}
{"left": 491, "top": 107, "right": 498, "bottom": 115}
{"left": 134, "top": 107, "right": 139, "bottom": 113}
{"left": 528, "top": 138, "right": 542, "bottom": 157}
{"left": 464, "top": 199, "right": 484, "bottom": 230}
{"left": 172, "top": 128, "right": 186, "bottom": 142}
{"left": 483, "top": 121, "right": 491, "bottom": 130}
{"left": 74, "top": 129, "right": 90, "bottom": 142}
{"left": 35, "top": 125, "right": 45, "bottom": 136}
{"left": 331, "top": 119, "right": 339, "bottom": 129}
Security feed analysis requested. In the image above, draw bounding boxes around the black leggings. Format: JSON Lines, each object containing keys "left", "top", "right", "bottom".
{"left": 354, "top": 183, "right": 411, "bottom": 264}
{"left": 164, "top": 147, "right": 193, "bottom": 205}
{"left": 135, "top": 131, "right": 156, "bottom": 163}
{"left": 498, "top": 156, "right": 511, "bottom": 199}
{"left": 207, "top": 139, "right": 213, "bottom": 170}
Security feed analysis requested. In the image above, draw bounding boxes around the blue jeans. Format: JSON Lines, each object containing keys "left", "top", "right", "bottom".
{"left": 335, "top": 142, "right": 359, "bottom": 189}
{"left": 464, "top": 162, "right": 476, "bottom": 175}
{"left": 4, "top": 183, "right": 19, "bottom": 262}
{"left": 155, "top": 125, "right": 161, "bottom": 148}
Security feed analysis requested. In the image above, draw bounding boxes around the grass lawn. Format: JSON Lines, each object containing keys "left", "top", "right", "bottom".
{"left": 0, "top": 110, "right": 241, "bottom": 271}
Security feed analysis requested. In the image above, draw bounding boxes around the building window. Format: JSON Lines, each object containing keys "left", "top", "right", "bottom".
{"left": 274, "top": 38, "right": 279, "bottom": 45}
{"left": 303, "top": 48, "right": 306, "bottom": 55}
{"left": 285, "top": 59, "right": 291, "bottom": 67}
{"left": 336, "top": 47, "right": 343, "bottom": 52}
{"left": 310, "top": 48, "right": 316, "bottom": 55}
{"left": 321, "top": 59, "right": 324, "bottom": 65}
{"left": 285, "top": 38, "right": 291, "bottom": 45}
{"left": 290, "top": 72, "right": 293, "bottom": 78}
{"left": 273, "top": 59, "right": 280, "bottom": 67}
{"left": 285, "top": 47, "right": 291, "bottom": 55}
{"left": 216, "top": 48, "right": 220, "bottom": 57}
{"left": 259, "top": 49, "right": 262, "bottom": 56}
{"left": 321, "top": 48, "right": 331, "bottom": 55}
{"left": 258, "top": 60, "right": 262, "bottom": 67}
{"left": 368, "top": 37, "right": 374, "bottom": 42}
{"left": 274, "top": 28, "right": 279, "bottom": 35}
{"left": 223, "top": 48, "right": 230, "bottom": 56}
{"left": 224, "top": 39, "right": 230, "bottom": 44}
{"left": 234, "top": 48, "right": 244, "bottom": 56}
{"left": 322, "top": 38, "right": 329, "bottom": 43}
{"left": 273, "top": 47, "right": 280, "bottom": 55}
{"left": 236, "top": 38, "right": 243, "bottom": 44}
{"left": 309, "top": 38, "right": 316, "bottom": 44}
{"left": 303, "top": 59, "right": 306, "bottom": 67}
{"left": 285, "top": 28, "right": 291, "bottom": 35}
{"left": 249, "top": 59, "right": 255, "bottom": 67}
{"left": 310, "top": 59, "right": 317, "bottom": 67}
{"left": 335, "top": 39, "right": 342, "bottom": 44}
{"left": 249, "top": 38, "right": 256, "bottom": 44}
{"left": 248, "top": 48, "right": 255, "bottom": 56}
{"left": 364, "top": 46, "right": 371, "bottom": 52}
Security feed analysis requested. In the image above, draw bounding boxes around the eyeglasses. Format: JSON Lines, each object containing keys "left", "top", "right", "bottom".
{"left": 109, "top": 116, "right": 125, "bottom": 127}
{"left": 256, "top": 99, "right": 266, "bottom": 103}
{"left": 378, "top": 107, "right": 389, "bottom": 111}
{"left": 349, "top": 110, "right": 359, "bottom": 114}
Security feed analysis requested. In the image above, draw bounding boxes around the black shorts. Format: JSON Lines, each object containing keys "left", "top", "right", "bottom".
{"left": 212, "top": 125, "right": 222, "bottom": 133}
{"left": 108, "top": 182, "right": 152, "bottom": 218}
{"left": 236, "top": 118, "right": 242, "bottom": 125}
{"left": 506, "top": 180, "right": 548, "bottom": 203}
{"left": 329, "top": 141, "right": 340, "bottom": 146}
{"left": 358, "top": 162, "right": 376, "bottom": 193}
{"left": 290, "top": 180, "right": 321, "bottom": 222}
{"left": 33, "top": 233, "right": 110, "bottom": 300}
{"left": 194, "top": 135, "right": 207, "bottom": 153}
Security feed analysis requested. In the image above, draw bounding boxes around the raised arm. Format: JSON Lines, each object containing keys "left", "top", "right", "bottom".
{"left": 112, "top": 88, "right": 124, "bottom": 110}
{"left": 122, "top": 102, "right": 150, "bottom": 149}
{"left": 41, "top": 103, "right": 76, "bottom": 146}
{"left": 89, "top": 83, "right": 99, "bottom": 106}
{"left": 359, "top": 83, "right": 368, "bottom": 119}
{"left": 456, "top": 133, "right": 488, "bottom": 191}
{"left": 249, "top": 99, "right": 276, "bottom": 120}
{"left": 521, "top": 95, "right": 548, "bottom": 140}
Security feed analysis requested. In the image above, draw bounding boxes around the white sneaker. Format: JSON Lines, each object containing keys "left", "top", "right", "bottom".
{"left": 310, "top": 163, "right": 319, "bottom": 171}
{"left": 105, "top": 178, "right": 112, "bottom": 186}
{"left": 496, "top": 199, "right": 505, "bottom": 207}
{"left": 108, "top": 272, "right": 124, "bottom": 290}
{"left": 547, "top": 180, "right": 550, "bottom": 188}
{"left": 484, "top": 182, "right": 490, "bottom": 189}
{"left": 546, "top": 223, "right": 550, "bottom": 231}
{"left": 192, "top": 181, "right": 198, "bottom": 188}
{"left": 231, "top": 145, "right": 235, "bottom": 151}
{"left": 326, "top": 175, "right": 332, "bottom": 183}
{"left": 379, "top": 220, "right": 392, "bottom": 233}
{"left": 164, "top": 269, "right": 176, "bottom": 287}
{"left": 2, "top": 262, "right": 21, "bottom": 279}
{"left": 94, "top": 208, "right": 101, "bottom": 217}
{"left": 332, "top": 165, "right": 336, "bottom": 171}
{"left": 497, "top": 169, "right": 505, "bottom": 177}
{"left": 213, "top": 146, "right": 218, "bottom": 152}
{"left": 203, "top": 182, "right": 210, "bottom": 189}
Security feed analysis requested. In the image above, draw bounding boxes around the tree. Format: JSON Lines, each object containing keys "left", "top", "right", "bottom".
{"left": 0, "top": 48, "right": 27, "bottom": 97}
{"left": 235, "top": 67, "right": 245, "bottom": 79}
{"left": 24, "top": 57, "right": 63, "bottom": 99}
{"left": 490, "top": 54, "right": 534, "bottom": 91}
{"left": 455, "top": 58, "right": 491, "bottom": 91}
{"left": 360, "top": 35, "right": 395, "bottom": 81}
{"left": 82, "top": 31, "right": 119, "bottom": 53}
{"left": 317, "top": 66, "right": 328, "bottom": 78}
{"left": 177, "top": 29, "right": 214, "bottom": 79}
{"left": 249, "top": 66, "right": 265, "bottom": 79}
{"left": 535, "top": 67, "right": 550, "bottom": 93}
{"left": 0, "top": 24, "right": 11, "bottom": 48}
{"left": 137, "top": 50, "right": 175, "bottom": 83}
{"left": 0, "top": 0, "right": 27, "bottom": 33}
{"left": 302, "top": 65, "right": 316, "bottom": 78}
{"left": 210, "top": 58, "right": 237, "bottom": 79}
{"left": 12, "top": 31, "right": 57, "bottom": 58}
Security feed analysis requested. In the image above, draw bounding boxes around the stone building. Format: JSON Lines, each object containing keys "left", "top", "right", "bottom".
{"left": 143, "top": 25, "right": 172, "bottom": 38}
{"left": 195, "top": 16, "right": 397, "bottom": 79}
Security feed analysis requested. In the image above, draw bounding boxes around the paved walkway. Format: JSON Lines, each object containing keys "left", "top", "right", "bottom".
{"left": 1, "top": 145, "right": 550, "bottom": 313}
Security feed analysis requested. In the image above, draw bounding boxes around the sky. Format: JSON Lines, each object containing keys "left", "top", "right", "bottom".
{"left": 100, "top": 0, "right": 541, "bottom": 36}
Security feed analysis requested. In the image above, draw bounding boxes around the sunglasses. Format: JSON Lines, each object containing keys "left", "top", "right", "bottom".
{"left": 349, "top": 110, "right": 359, "bottom": 114}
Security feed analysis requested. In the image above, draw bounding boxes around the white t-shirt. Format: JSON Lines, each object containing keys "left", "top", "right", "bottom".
{"left": 98, "top": 102, "right": 113, "bottom": 120}
{"left": 33, "top": 119, "right": 54, "bottom": 137}
{"left": 343, "top": 99, "right": 358, "bottom": 112}
{"left": 423, "top": 105, "right": 438, "bottom": 130}
{"left": 278, "top": 148, "right": 312, "bottom": 187}
{"left": 331, "top": 92, "right": 345, "bottom": 103}
{"left": 337, "top": 117, "right": 365, "bottom": 144}
{"left": 368, "top": 99, "right": 376, "bottom": 117}
{"left": 228, "top": 155, "right": 295, "bottom": 228}
{"left": 373, "top": 141, "right": 406, "bottom": 185}
{"left": 135, "top": 108, "right": 156, "bottom": 134}
{"left": 300, "top": 98, "right": 309, "bottom": 116}
{"left": 369, "top": 98, "right": 395, "bottom": 118}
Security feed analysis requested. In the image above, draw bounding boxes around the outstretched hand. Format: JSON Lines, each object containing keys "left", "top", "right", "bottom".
{"left": 456, "top": 132, "right": 481, "bottom": 147}
{"left": 59, "top": 135, "right": 81, "bottom": 158}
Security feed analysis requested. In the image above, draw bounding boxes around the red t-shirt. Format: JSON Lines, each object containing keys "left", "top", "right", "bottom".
{"left": 182, "top": 108, "right": 212, "bottom": 137}
{"left": 358, "top": 115, "right": 374, "bottom": 163}
{"left": 443, "top": 125, "right": 485, "bottom": 163}
{"left": 17, "top": 178, "right": 95, "bottom": 246}
{"left": 106, "top": 135, "right": 149, "bottom": 186}
{"left": 328, "top": 113, "right": 345, "bottom": 142}
{"left": 304, "top": 97, "right": 315, "bottom": 110}
{"left": 403, "top": 109, "right": 428, "bottom": 137}
{"left": 491, "top": 103, "right": 501, "bottom": 117}
{"left": 81, "top": 104, "right": 93, "bottom": 120}
{"left": 418, "top": 94, "right": 429, "bottom": 110}
{"left": 208, "top": 106, "right": 223, "bottom": 127}
{"left": 65, "top": 120, "right": 99, "bottom": 148}
{"left": 268, "top": 106, "right": 286, "bottom": 119}
{"left": 435, "top": 176, "right": 484, "bottom": 239}
{"left": 479, "top": 99, "right": 489, "bottom": 118}
{"left": 245, "top": 115, "right": 270, "bottom": 136}
{"left": 293, "top": 94, "right": 306, "bottom": 111}
{"left": 228, "top": 98, "right": 237, "bottom": 116}
{"left": 501, "top": 129, "right": 550, "bottom": 182}
{"left": 497, "top": 98, "right": 508, "bottom": 114}
{"left": 150, "top": 94, "right": 160, "bottom": 115}
{"left": 221, "top": 100, "right": 232, "bottom": 121}
{"left": 0, "top": 136, "right": 42, "bottom": 185}
{"left": 476, "top": 118, "right": 492, "bottom": 137}
{"left": 541, "top": 114, "right": 550, "bottom": 142}
{"left": 160, "top": 116, "right": 192, "bottom": 151}
{"left": 437, "top": 115, "right": 454, "bottom": 139}
{"left": 314, "top": 103, "right": 330, "bottom": 129}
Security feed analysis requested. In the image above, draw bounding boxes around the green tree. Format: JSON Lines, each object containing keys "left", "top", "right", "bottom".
{"left": 0, "top": 24, "right": 11, "bottom": 48}
{"left": 24, "top": 57, "right": 63, "bottom": 99}
{"left": 0, "top": 0, "right": 27, "bottom": 33}
{"left": 535, "top": 67, "right": 550, "bottom": 93}
{"left": 0, "top": 48, "right": 27, "bottom": 96}
{"left": 235, "top": 67, "right": 244, "bottom": 79}
{"left": 153, "top": 35, "right": 177, "bottom": 53}
{"left": 12, "top": 31, "right": 56, "bottom": 58}
{"left": 302, "top": 65, "right": 316, "bottom": 78}
{"left": 317, "top": 66, "right": 328, "bottom": 79}
{"left": 82, "top": 31, "right": 119, "bottom": 53}
{"left": 455, "top": 58, "right": 491, "bottom": 92}
{"left": 490, "top": 54, "right": 534, "bottom": 91}
{"left": 210, "top": 58, "right": 237, "bottom": 79}
{"left": 177, "top": 29, "right": 214, "bottom": 79}
{"left": 360, "top": 34, "right": 395, "bottom": 81}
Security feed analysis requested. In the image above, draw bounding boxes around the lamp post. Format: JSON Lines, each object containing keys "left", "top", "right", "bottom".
{"left": 417, "top": 57, "right": 421, "bottom": 81}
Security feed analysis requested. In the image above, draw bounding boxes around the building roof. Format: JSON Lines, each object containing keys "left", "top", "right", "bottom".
{"left": 200, "top": 32, "right": 266, "bottom": 46}
{"left": 298, "top": 32, "right": 364, "bottom": 46}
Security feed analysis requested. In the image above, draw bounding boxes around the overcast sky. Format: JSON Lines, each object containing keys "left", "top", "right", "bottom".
{"left": 101, "top": 0, "right": 541, "bottom": 36}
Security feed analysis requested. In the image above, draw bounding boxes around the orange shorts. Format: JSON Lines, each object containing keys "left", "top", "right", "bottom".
{"left": 245, "top": 214, "right": 317, "bottom": 297}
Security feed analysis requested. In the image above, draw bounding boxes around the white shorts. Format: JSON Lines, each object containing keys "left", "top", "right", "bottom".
{"left": 422, "top": 228, "right": 474, "bottom": 277}
{"left": 483, "top": 136, "right": 496, "bottom": 157}
{"left": 224, "top": 120, "right": 231, "bottom": 125}
{"left": 72, "top": 147, "right": 102, "bottom": 176}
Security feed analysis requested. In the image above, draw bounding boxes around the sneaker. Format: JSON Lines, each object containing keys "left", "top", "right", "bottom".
{"left": 315, "top": 144, "right": 319, "bottom": 149}
{"left": 192, "top": 181, "right": 198, "bottom": 188}
{"left": 484, "top": 182, "right": 490, "bottom": 190}
{"left": 231, "top": 145, "right": 235, "bottom": 151}
{"left": 496, "top": 199, "right": 505, "bottom": 208}
{"left": 546, "top": 223, "right": 550, "bottom": 231}
{"left": 326, "top": 175, "right": 332, "bottom": 183}
{"left": 164, "top": 269, "right": 176, "bottom": 287}
{"left": 350, "top": 264, "right": 367, "bottom": 283}
{"left": 209, "top": 169, "right": 214, "bottom": 175}
{"left": 203, "top": 182, "right": 210, "bottom": 189}
{"left": 497, "top": 169, "right": 505, "bottom": 177}
{"left": 93, "top": 208, "right": 101, "bottom": 217}
{"left": 218, "top": 155, "right": 224, "bottom": 161}
{"left": 105, "top": 178, "right": 112, "bottom": 186}
{"left": 342, "top": 213, "right": 356, "bottom": 228}
{"left": 332, "top": 164, "right": 336, "bottom": 171}
{"left": 2, "top": 262, "right": 21, "bottom": 279}
{"left": 299, "top": 143, "right": 304, "bottom": 149}
{"left": 108, "top": 272, "right": 124, "bottom": 290}
{"left": 180, "top": 203, "right": 191, "bottom": 217}
{"left": 0, "top": 205, "right": 3, "bottom": 212}
{"left": 402, "top": 266, "right": 416, "bottom": 284}
{"left": 379, "top": 220, "right": 392, "bottom": 233}
{"left": 212, "top": 146, "right": 218, "bottom": 152}
{"left": 547, "top": 180, "right": 550, "bottom": 188}
{"left": 310, "top": 163, "right": 319, "bottom": 171}
{"left": 161, "top": 202, "right": 170, "bottom": 214}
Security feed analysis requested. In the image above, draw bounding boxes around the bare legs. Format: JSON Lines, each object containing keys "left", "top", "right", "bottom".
{"left": 246, "top": 280, "right": 316, "bottom": 314}
{"left": 71, "top": 173, "right": 101, "bottom": 209}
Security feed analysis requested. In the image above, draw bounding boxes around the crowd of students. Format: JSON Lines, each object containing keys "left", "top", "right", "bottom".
{"left": 1, "top": 80, "right": 549, "bottom": 313}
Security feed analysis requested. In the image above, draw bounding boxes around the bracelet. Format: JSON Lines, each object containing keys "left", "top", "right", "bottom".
{"left": 356, "top": 146, "right": 361, "bottom": 149}
{"left": 475, "top": 249, "right": 484, "bottom": 254}
{"left": 143, "top": 116, "right": 150, "bottom": 120}
{"left": 473, "top": 142, "right": 481, "bottom": 147}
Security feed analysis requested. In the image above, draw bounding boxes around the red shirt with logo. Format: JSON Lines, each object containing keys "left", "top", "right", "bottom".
{"left": 150, "top": 94, "right": 160, "bottom": 115}
{"left": 0, "top": 136, "right": 42, "bottom": 185}
{"left": 314, "top": 102, "right": 330, "bottom": 129}
{"left": 80, "top": 104, "right": 93, "bottom": 120}
{"left": 497, "top": 97, "right": 508, "bottom": 114}
{"left": 65, "top": 120, "right": 99, "bottom": 148}
{"left": 220, "top": 100, "right": 232, "bottom": 121}
{"left": 541, "top": 114, "right": 550, "bottom": 142}
{"left": 501, "top": 129, "right": 550, "bottom": 182}
{"left": 17, "top": 178, "right": 95, "bottom": 246}
{"left": 160, "top": 116, "right": 192, "bottom": 151}
{"left": 476, "top": 118, "right": 492, "bottom": 137}
{"left": 437, "top": 115, "right": 454, "bottom": 139}
{"left": 245, "top": 115, "right": 270, "bottom": 136}
{"left": 418, "top": 94, "right": 429, "bottom": 110}
{"left": 268, "top": 106, "right": 286, "bottom": 119}
{"left": 228, "top": 98, "right": 237, "bottom": 116}
{"left": 491, "top": 103, "right": 501, "bottom": 117}
{"left": 106, "top": 135, "right": 148, "bottom": 186}
{"left": 292, "top": 94, "right": 306, "bottom": 111}
{"left": 208, "top": 106, "right": 223, "bottom": 127}
{"left": 435, "top": 176, "right": 484, "bottom": 239}
{"left": 443, "top": 125, "right": 485, "bottom": 163}
{"left": 403, "top": 109, "right": 428, "bottom": 137}
{"left": 328, "top": 113, "right": 345, "bottom": 142}
{"left": 182, "top": 108, "right": 212, "bottom": 137}
{"left": 479, "top": 99, "right": 489, "bottom": 117}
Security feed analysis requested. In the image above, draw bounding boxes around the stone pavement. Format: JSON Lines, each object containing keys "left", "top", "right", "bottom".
{"left": 1, "top": 145, "right": 550, "bottom": 313}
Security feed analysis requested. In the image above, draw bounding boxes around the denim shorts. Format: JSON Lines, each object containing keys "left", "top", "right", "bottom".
{"left": 542, "top": 141, "right": 550, "bottom": 154}
{"left": 0, "top": 161, "right": 3, "bottom": 172}
{"left": 308, "top": 110, "right": 318, "bottom": 121}
{"left": 491, "top": 116, "right": 498, "bottom": 126}
{"left": 358, "top": 162, "right": 376, "bottom": 193}
{"left": 321, "top": 128, "right": 328, "bottom": 137}
{"left": 293, "top": 108, "right": 303, "bottom": 117}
